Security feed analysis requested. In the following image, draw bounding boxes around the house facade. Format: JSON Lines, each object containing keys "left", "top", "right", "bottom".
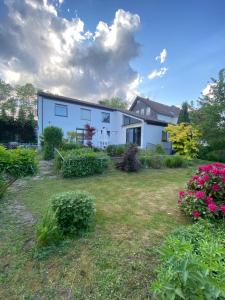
{"left": 37, "top": 92, "right": 179, "bottom": 151}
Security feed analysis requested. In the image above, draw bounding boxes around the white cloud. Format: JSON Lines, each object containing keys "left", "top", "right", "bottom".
{"left": 0, "top": 2, "right": 141, "bottom": 101}
{"left": 148, "top": 67, "right": 168, "bottom": 80}
{"left": 155, "top": 48, "right": 167, "bottom": 64}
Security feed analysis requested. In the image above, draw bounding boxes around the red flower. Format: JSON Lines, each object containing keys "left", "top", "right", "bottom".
{"left": 179, "top": 191, "right": 185, "bottom": 199}
{"left": 208, "top": 203, "right": 218, "bottom": 212}
{"left": 205, "top": 196, "right": 213, "bottom": 204}
{"left": 212, "top": 184, "right": 220, "bottom": 192}
{"left": 193, "top": 210, "right": 200, "bottom": 219}
{"left": 195, "top": 191, "right": 205, "bottom": 199}
{"left": 220, "top": 205, "right": 225, "bottom": 214}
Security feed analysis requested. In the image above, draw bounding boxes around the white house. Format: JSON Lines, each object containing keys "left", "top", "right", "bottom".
{"left": 37, "top": 92, "right": 180, "bottom": 151}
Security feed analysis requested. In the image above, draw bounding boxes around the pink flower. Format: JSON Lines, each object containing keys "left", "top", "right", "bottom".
{"left": 208, "top": 203, "right": 218, "bottom": 212}
{"left": 192, "top": 175, "right": 199, "bottom": 181}
{"left": 195, "top": 191, "right": 205, "bottom": 199}
{"left": 193, "top": 211, "right": 200, "bottom": 219}
{"left": 179, "top": 191, "right": 185, "bottom": 199}
{"left": 220, "top": 205, "right": 225, "bottom": 214}
{"left": 205, "top": 196, "right": 213, "bottom": 204}
{"left": 188, "top": 191, "right": 193, "bottom": 196}
{"left": 212, "top": 184, "right": 220, "bottom": 192}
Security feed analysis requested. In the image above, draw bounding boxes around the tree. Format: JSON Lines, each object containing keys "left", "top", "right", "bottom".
{"left": 178, "top": 101, "right": 190, "bottom": 123}
{"left": 99, "top": 97, "right": 128, "bottom": 109}
{"left": 84, "top": 124, "right": 96, "bottom": 147}
{"left": 166, "top": 123, "right": 201, "bottom": 159}
{"left": 190, "top": 69, "right": 225, "bottom": 151}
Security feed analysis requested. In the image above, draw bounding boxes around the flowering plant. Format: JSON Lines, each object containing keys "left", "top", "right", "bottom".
{"left": 178, "top": 162, "right": 225, "bottom": 220}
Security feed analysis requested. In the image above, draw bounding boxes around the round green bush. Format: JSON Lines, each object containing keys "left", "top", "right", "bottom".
{"left": 51, "top": 191, "right": 96, "bottom": 235}
{"left": 43, "top": 126, "right": 63, "bottom": 160}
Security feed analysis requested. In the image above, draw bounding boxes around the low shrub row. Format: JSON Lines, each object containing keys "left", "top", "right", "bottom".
{"left": 151, "top": 221, "right": 225, "bottom": 299}
{"left": 55, "top": 148, "right": 109, "bottom": 177}
{"left": 139, "top": 154, "right": 187, "bottom": 169}
{"left": 106, "top": 144, "right": 127, "bottom": 157}
{"left": 36, "top": 190, "right": 96, "bottom": 246}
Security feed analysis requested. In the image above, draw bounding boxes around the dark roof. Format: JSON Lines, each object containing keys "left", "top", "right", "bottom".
{"left": 38, "top": 91, "right": 168, "bottom": 126}
{"left": 130, "top": 96, "right": 180, "bottom": 117}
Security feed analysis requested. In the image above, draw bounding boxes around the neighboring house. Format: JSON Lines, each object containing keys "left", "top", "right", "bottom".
{"left": 37, "top": 92, "right": 177, "bottom": 152}
{"left": 129, "top": 96, "right": 180, "bottom": 124}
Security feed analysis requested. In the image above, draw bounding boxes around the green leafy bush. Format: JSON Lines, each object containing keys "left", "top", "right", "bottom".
{"left": 206, "top": 150, "right": 225, "bottom": 163}
{"left": 51, "top": 191, "right": 96, "bottom": 235}
{"left": 60, "top": 149, "right": 109, "bottom": 178}
{"left": 155, "top": 144, "right": 166, "bottom": 154}
{"left": 43, "top": 126, "right": 63, "bottom": 160}
{"left": 36, "top": 209, "right": 62, "bottom": 247}
{"left": 164, "top": 155, "right": 187, "bottom": 168}
{"left": 60, "top": 142, "right": 83, "bottom": 151}
{"left": 106, "top": 144, "right": 126, "bottom": 156}
{"left": 148, "top": 155, "right": 165, "bottom": 169}
{"left": 0, "top": 175, "right": 7, "bottom": 199}
{"left": 0, "top": 146, "right": 37, "bottom": 177}
{"left": 151, "top": 221, "right": 225, "bottom": 300}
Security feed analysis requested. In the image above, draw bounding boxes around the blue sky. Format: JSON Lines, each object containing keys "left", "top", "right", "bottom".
{"left": 0, "top": 0, "right": 224, "bottom": 106}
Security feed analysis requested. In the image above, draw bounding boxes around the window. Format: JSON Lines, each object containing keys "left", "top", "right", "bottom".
{"left": 162, "top": 130, "right": 168, "bottom": 142}
{"left": 123, "top": 115, "right": 141, "bottom": 126}
{"left": 80, "top": 108, "right": 91, "bottom": 120}
{"left": 102, "top": 112, "right": 110, "bottom": 123}
{"left": 55, "top": 104, "right": 68, "bottom": 117}
{"left": 76, "top": 128, "right": 87, "bottom": 144}
{"left": 126, "top": 127, "right": 141, "bottom": 146}
{"left": 141, "top": 108, "right": 145, "bottom": 115}
{"left": 146, "top": 107, "right": 151, "bottom": 115}
{"left": 136, "top": 110, "right": 139, "bottom": 114}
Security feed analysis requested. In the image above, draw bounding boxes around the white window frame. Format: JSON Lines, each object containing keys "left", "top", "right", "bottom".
{"left": 141, "top": 108, "right": 145, "bottom": 115}
{"left": 146, "top": 107, "right": 151, "bottom": 115}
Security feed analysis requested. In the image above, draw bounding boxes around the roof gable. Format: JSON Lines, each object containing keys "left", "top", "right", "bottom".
{"left": 130, "top": 96, "right": 180, "bottom": 118}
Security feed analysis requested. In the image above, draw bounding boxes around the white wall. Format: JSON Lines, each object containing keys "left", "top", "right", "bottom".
{"left": 142, "top": 123, "right": 166, "bottom": 148}
{"left": 38, "top": 96, "right": 119, "bottom": 147}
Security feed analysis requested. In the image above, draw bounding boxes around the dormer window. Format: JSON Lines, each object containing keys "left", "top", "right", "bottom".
{"left": 141, "top": 108, "right": 145, "bottom": 115}
{"left": 146, "top": 107, "right": 151, "bottom": 115}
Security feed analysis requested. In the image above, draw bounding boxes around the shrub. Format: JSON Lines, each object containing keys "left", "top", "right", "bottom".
{"left": 60, "top": 149, "right": 109, "bottom": 177}
{"left": 149, "top": 155, "right": 165, "bottom": 169}
{"left": 51, "top": 191, "right": 96, "bottom": 235}
{"left": 106, "top": 144, "right": 126, "bottom": 156}
{"left": 206, "top": 150, "right": 225, "bottom": 163}
{"left": 0, "top": 146, "right": 37, "bottom": 178}
{"left": 0, "top": 175, "right": 7, "bottom": 199}
{"left": 164, "top": 155, "right": 187, "bottom": 168}
{"left": 36, "top": 209, "right": 62, "bottom": 247}
{"left": 60, "top": 142, "right": 83, "bottom": 151}
{"left": 155, "top": 144, "right": 166, "bottom": 154}
{"left": 178, "top": 162, "right": 225, "bottom": 220}
{"left": 151, "top": 221, "right": 225, "bottom": 300}
{"left": 43, "top": 126, "right": 63, "bottom": 160}
{"left": 116, "top": 144, "right": 140, "bottom": 172}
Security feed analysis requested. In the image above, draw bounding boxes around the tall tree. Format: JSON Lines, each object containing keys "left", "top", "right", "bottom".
{"left": 178, "top": 101, "right": 190, "bottom": 123}
{"left": 99, "top": 97, "right": 128, "bottom": 109}
{"left": 190, "top": 69, "right": 225, "bottom": 150}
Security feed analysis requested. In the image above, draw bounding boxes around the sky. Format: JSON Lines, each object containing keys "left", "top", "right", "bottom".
{"left": 0, "top": 0, "right": 225, "bottom": 106}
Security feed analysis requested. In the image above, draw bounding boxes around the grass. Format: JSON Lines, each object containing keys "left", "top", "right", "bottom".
{"left": 0, "top": 167, "right": 194, "bottom": 299}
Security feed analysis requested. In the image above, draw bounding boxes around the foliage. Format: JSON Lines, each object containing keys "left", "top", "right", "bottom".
{"left": 60, "top": 142, "right": 83, "bottom": 151}
{"left": 151, "top": 221, "right": 225, "bottom": 300}
{"left": 98, "top": 97, "right": 128, "bottom": 109}
{"left": 58, "top": 148, "right": 109, "bottom": 177}
{"left": 116, "top": 144, "right": 140, "bottom": 172}
{"left": 0, "top": 146, "right": 37, "bottom": 177}
{"left": 166, "top": 123, "right": 201, "bottom": 159}
{"left": 43, "top": 126, "right": 63, "bottom": 160}
{"left": 190, "top": 69, "right": 225, "bottom": 151}
{"left": 0, "top": 175, "right": 7, "bottom": 199}
{"left": 155, "top": 144, "right": 166, "bottom": 154}
{"left": 179, "top": 162, "right": 225, "bottom": 220}
{"left": 106, "top": 144, "right": 127, "bottom": 156}
{"left": 84, "top": 124, "right": 96, "bottom": 147}
{"left": 164, "top": 155, "right": 188, "bottom": 168}
{"left": 0, "top": 79, "right": 37, "bottom": 143}
{"left": 206, "top": 150, "right": 225, "bottom": 163}
{"left": 51, "top": 191, "right": 96, "bottom": 235}
{"left": 36, "top": 209, "right": 62, "bottom": 247}
{"left": 178, "top": 101, "right": 190, "bottom": 123}
{"left": 67, "top": 131, "right": 77, "bottom": 143}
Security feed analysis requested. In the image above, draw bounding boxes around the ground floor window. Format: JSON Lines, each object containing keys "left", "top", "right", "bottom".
{"left": 76, "top": 128, "right": 87, "bottom": 144}
{"left": 161, "top": 130, "right": 168, "bottom": 142}
{"left": 126, "top": 127, "right": 141, "bottom": 146}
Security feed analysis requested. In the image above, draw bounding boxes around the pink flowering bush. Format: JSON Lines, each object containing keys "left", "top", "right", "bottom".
{"left": 178, "top": 162, "right": 225, "bottom": 220}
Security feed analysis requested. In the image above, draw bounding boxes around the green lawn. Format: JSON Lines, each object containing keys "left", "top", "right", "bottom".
{"left": 0, "top": 167, "right": 194, "bottom": 299}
